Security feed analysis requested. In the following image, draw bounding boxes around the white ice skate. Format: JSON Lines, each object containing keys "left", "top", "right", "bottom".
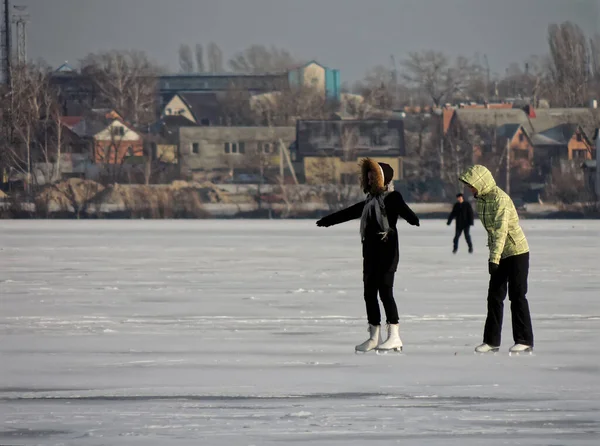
{"left": 474, "top": 343, "right": 500, "bottom": 354}
{"left": 355, "top": 324, "right": 380, "bottom": 354}
{"left": 508, "top": 344, "right": 533, "bottom": 356}
{"left": 375, "top": 324, "right": 403, "bottom": 353}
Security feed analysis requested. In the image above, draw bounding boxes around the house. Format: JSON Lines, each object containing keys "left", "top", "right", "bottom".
{"left": 446, "top": 106, "right": 600, "bottom": 176}
{"left": 296, "top": 120, "right": 405, "bottom": 184}
{"left": 471, "top": 123, "right": 534, "bottom": 173}
{"left": 178, "top": 126, "right": 296, "bottom": 181}
{"left": 287, "top": 61, "right": 341, "bottom": 100}
{"left": 69, "top": 116, "right": 144, "bottom": 165}
{"left": 161, "top": 92, "right": 226, "bottom": 126}
{"left": 531, "top": 124, "right": 594, "bottom": 162}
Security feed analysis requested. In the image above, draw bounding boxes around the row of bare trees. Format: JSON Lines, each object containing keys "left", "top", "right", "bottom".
{"left": 179, "top": 43, "right": 296, "bottom": 74}
{"left": 355, "top": 21, "right": 600, "bottom": 109}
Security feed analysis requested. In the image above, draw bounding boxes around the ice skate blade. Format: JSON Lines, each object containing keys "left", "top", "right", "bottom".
{"left": 375, "top": 347, "right": 403, "bottom": 355}
{"left": 355, "top": 349, "right": 375, "bottom": 355}
{"left": 509, "top": 349, "right": 534, "bottom": 357}
{"left": 474, "top": 348, "right": 499, "bottom": 355}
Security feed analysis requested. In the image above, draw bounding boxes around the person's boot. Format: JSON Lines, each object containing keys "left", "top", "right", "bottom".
{"left": 474, "top": 343, "right": 499, "bottom": 353}
{"left": 508, "top": 344, "right": 533, "bottom": 355}
{"left": 355, "top": 324, "right": 380, "bottom": 353}
{"left": 376, "top": 324, "right": 403, "bottom": 352}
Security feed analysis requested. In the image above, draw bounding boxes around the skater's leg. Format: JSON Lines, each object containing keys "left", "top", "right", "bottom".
{"left": 483, "top": 260, "right": 509, "bottom": 346}
{"left": 464, "top": 226, "right": 473, "bottom": 252}
{"left": 378, "top": 272, "right": 399, "bottom": 325}
{"left": 507, "top": 252, "right": 534, "bottom": 347}
{"left": 376, "top": 272, "right": 403, "bottom": 351}
{"left": 363, "top": 273, "right": 381, "bottom": 326}
{"left": 453, "top": 227, "right": 462, "bottom": 252}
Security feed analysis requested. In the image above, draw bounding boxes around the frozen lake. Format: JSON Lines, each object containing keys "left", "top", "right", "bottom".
{"left": 1, "top": 219, "right": 599, "bottom": 445}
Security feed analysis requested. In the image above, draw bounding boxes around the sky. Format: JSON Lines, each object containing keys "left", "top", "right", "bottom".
{"left": 16, "top": 0, "right": 600, "bottom": 82}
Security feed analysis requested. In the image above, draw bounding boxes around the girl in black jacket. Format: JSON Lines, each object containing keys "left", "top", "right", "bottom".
{"left": 316, "top": 158, "right": 420, "bottom": 352}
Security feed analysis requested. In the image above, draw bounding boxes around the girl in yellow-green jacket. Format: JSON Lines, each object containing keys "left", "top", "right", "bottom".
{"left": 459, "top": 165, "right": 534, "bottom": 354}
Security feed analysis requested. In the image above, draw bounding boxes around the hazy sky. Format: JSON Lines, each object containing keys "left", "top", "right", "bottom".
{"left": 19, "top": 0, "right": 600, "bottom": 81}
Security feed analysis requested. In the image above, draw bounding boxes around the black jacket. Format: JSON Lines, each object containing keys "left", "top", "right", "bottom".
{"left": 317, "top": 191, "right": 420, "bottom": 274}
{"left": 447, "top": 202, "right": 474, "bottom": 229}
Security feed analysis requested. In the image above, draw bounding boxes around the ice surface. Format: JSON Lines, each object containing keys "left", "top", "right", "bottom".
{"left": 1, "top": 219, "right": 599, "bottom": 445}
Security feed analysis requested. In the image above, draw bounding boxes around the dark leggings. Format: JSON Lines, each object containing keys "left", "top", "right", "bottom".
{"left": 363, "top": 272, "right": 399, "bottom": 326}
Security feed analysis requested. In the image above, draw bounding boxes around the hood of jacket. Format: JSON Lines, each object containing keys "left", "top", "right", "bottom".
{"left": 459, "top": 165, "right": 497, "bottom": 197}
{"left": 360, "top": 158, "right": 393, "bottom": 195}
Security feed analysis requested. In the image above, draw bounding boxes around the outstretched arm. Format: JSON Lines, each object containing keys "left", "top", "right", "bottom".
{"left": 316, "top": 201, "right": 366, "bottom": 227}
{"left": 389, "top": 191, "right": 420, "bottom": 226}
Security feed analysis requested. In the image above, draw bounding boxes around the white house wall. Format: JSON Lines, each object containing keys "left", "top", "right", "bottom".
{"left": 95, "top": 120, "right": 141, "bottom": 142}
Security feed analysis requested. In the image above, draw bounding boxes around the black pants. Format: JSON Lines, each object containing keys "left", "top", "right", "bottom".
{"left": 363, "top": 272, "right": 398, "bottom": 326}
{"left": 454, "top": 226, "right": 473, "bottom": 251}
{"left": 483, "top": 252, "right": 534, "bottom": 347}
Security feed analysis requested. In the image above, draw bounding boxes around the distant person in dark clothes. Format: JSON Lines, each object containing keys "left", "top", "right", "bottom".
{"left": 316, "top": 158, "right": 420, "bottom": 353}
{"left": 447, "top": 193, "right": 474, "bottom": 254}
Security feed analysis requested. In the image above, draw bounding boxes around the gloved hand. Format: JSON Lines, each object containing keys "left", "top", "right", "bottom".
{"left": 316, "top": 219, "right": 330, "bottom": 227}
{"left": 447, "top": 221, "right": 451, "bottom": 226}
{"left": 488, "top": 262, "right": 499, "bottom": 275}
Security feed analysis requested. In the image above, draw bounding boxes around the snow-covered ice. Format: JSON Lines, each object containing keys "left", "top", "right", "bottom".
{"left": 1, "top": 219, "right": 599, "bottom": 445}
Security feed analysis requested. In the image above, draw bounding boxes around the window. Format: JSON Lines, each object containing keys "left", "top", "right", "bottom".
{"left": 192, "top": 143, "right": 200, "bottom": 154}
{"left": 576, "top": 133, "right": 583, "bottom": 142}
{"left": 572, "top": 149, "right": 587, "bottom": 160}
{"left": 260, "top": 142, "right": 272, "bottom": 154}
{"left": 112, "top": 126, "right": 125, "bottom": 137}
{"left": 200, "top": 118, "right": 210, "bottom": 126}
{"left": 166, "top": 108, "right": 172, "bottom": 115}
{"left": 126, "top": 146, "right": 134, "bottom": 157}
{"left": 225, "top": 142, "right": 243, "bottom": 154}
{"left": 519, "top": 133, "right": 524, "bottom": 142}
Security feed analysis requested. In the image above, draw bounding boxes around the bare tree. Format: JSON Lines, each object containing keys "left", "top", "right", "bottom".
{"left": 0, "top": 62, "right": 66, "bottom": 193}
{"left": 195, "top": 44, "right": 205, "bottom": 72}
{"left": 207, "top": 42, "right": 224, "bottom": 73}
{"left": 547, "top": 21, "right": 591, "bottom": 107}
{"left": 229, "top": 45, "right": 297, "bottom": 73}
{"left": 179, "top": 44, "right": 194, "bottom": 73}
{"left": 402, "top": 51, "right": 473, "bottom": 106}
{"left": 220, "top": 87, "right": 257, "bottom": 126}
{"left": 80, "top": 50, "right": 161, "bottom": 126}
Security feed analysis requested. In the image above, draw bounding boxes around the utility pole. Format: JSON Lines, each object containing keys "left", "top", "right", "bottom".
{"left": 12, "top": 4, "right": 28, "bottom": 64}
{"left": 1, "top": 0, "right": 11, "bottom": 86}
{"left": 483, "top": 54, "right": 490, "bottom": 102}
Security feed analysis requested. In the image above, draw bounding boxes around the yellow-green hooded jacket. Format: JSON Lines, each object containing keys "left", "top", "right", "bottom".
{"left": 459, "top": 165, "right": 529, "bottom": 264}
